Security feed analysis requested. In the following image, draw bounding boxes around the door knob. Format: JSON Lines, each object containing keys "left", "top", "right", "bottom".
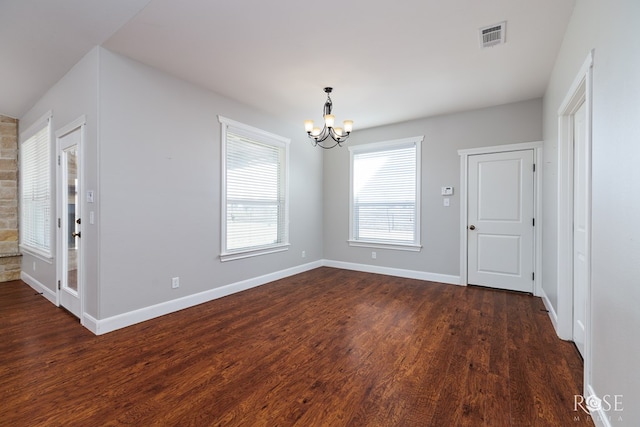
{"left": 469, "top": 225, "right": 476, "bottom": 230}
{"left": 72, "top": 231, "right": 81, "bottom": 238}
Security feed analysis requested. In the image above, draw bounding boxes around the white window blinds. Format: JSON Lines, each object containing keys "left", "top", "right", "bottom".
{"left": 350, "top": 137, "right": 422, "bottom": 249}
{"left": 20, "top": 115, "right": 52, "bottom": 257}
{"left": 219, "top": 116, "right": 290, "bottom": 260}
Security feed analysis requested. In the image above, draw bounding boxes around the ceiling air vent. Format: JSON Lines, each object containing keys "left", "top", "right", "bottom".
{"left": 480, "top": 21, "right": 506, "bottom": 48}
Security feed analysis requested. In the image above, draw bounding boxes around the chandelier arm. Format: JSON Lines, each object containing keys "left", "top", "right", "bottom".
{"left": 328, "top": 128, "right": 350, "bottom": 141}
{"left": 307, "top": 125, "right": 351, "bottom": 146}
{"left": 315, "top": 138, "right": 343, "bottom": 149}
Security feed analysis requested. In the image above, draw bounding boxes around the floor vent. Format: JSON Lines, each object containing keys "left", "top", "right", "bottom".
{"left": 480, "top": 21, "right": 506, "bottom": 48}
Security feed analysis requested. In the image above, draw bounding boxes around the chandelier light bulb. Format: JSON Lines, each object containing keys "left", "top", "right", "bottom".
{"left": 324, "top": 114, "right": 335, "bottom": 128}
{"left": 304, "top": 120, "right": 314, "bottom": 133}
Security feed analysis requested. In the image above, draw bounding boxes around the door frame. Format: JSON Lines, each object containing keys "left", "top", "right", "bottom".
{"left": 458, "top": 141, "right": 543, "bottom": 295}
{"left": 557, "top": 51, "right": 593, "bottom": 392}
{"left": 56, "top": 115, "right": 86, "bottom": 323}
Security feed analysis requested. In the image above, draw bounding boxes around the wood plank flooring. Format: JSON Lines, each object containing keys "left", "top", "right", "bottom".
{"left": 0, "top": 267, "right": 591, "bottom": 426}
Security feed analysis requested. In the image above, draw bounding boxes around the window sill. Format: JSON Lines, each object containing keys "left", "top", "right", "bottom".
{"left": 348, "top": 240, "right": 422, "bottom": 252}
{"left": 220, "top": 244, "right": 290, "bottom": 262}
{"left": 19, "top": 245, "right": 54, "bottom": 263}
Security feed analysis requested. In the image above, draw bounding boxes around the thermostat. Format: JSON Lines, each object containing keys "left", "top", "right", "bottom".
{"left": 441, "top": 186, "right": 454, "bottom": 196}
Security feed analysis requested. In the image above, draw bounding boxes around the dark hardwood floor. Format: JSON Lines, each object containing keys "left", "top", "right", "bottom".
{"left": 0, "top": 267, "right": 591, "bottom": 426}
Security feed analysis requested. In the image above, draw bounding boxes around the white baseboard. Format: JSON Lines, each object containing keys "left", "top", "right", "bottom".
{"left": 26, "top": 259, "right": 459, "bottom": 335}
{"left": 540, "top": 287, "right": 560, "bottom": 334}
{"left": 21, "top": 271, "right": 57, "bottom": 306}
{"left": 584, "top": 384, "right": 623, "bottom": 427}
{"left": 83, "top": 313, "right": 99, "bottom": 334}
{"left": 92, "top": 260, "right": 323, "bottom": 335}
{"left": 322, "top": 259, "right": 461, "bottom": 285}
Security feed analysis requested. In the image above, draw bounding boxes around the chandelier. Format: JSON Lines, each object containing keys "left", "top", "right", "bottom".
{"left": 304, "top": 87, "right": 353, "bottom": 149}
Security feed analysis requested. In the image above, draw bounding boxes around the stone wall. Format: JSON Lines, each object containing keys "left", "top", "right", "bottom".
{"left": 0, "top": 115, "right": 21, "bottom": 282}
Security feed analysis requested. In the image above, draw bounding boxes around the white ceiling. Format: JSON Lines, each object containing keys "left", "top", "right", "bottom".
{"left": 1, "top": 0, "right": 575, "bottom": 129}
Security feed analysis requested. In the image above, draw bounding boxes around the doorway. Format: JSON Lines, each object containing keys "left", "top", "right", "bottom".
{"left": 458, "top": 141, "right": 543, "bottom": 294}
{"left": 56, "top": 117, "right": 85, "bottom": 319}
{"left": 467, "top": 150, "right": 535, "bottom": 293}
{"left": 557, "top": 51, "right": 594, "bottom": 376}
{"left": 572, "top": 101, "right": 588, "bottom": 357}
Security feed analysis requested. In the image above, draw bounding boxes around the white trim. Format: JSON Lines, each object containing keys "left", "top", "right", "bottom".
{"left": 83, "top": 313, "right": 99, "bottom": 335}
{"left": 91, "top": 260, "right": 323, "bottom": 335}
{"left": 55, "top": 115, "right": 86, "bottom": 138}
{"left": 21, "top": 271, "right": 57, "bottom": 305}
{"left": 78, "top": 260, "right": 463, "bottom": 335}
{"left": 347, "top": 240, "right": 422, "bottom": 252}
{"left": 20, "top": 110, "right": 52, "bottom": 141}
{"left": 220, "top": 243, "right": 290, "bottom": 262}
{"left": 540, "top": 287, "right": 559, "bottom": 333}
{"left": 458, "top": 141, "right": 543, "bottom": 293}
{"left": 18, "top": 246, "right": 54, "bottom": 263}
{"left": 458, "top": 140, "right": 543, "bottom": 157}
{"left": 347, "top": 136, "right": 423, "bottom": 154}
{"left": 583, "top": 384, "right": 618, "bottom": 427}
{"left": 556, "top": 50, "right": 594, "bottom": 398}
{"left": 324, "top": 259, "right": 461, "bottom": 285}
{"left": 19, "top": 111, "right": 54, "bottom": 258}
{"left": 348, "top": 135, "right": 424, "bottom": 248}
{"left": 55, "top": 117, "right": 86, "bottom": 324}
{"left": 218, "top": 115, "right": 291, "bottom": 261}
{"left": 217, "top": 115, "right": 291, "bottom": 145}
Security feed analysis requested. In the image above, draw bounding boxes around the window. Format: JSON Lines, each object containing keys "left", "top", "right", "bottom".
{"left": 349, "top": 136, "right": 423, "bottom": 251}
{"left": 20, "top": 112, "right": 52, "bottom": 258}
{"left": 219, "top": 116, "right": 290, "bottom": 261}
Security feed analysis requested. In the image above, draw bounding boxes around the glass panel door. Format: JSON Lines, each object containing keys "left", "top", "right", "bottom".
{"left": 64, "top": 146, "right": 79, "bottom": 293}
{"left": 58, "top": 123, "right": 82, "bottom": 319}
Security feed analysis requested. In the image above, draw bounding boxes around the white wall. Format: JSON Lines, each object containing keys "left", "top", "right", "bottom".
{"left": 543, "top": 0, "right": 640, "bottom": 424}
{"left": 323, "top": 99, "right": 542, "bottom": 278}
{"left": 97, "top": 49, "right": 323, "bottom": 319}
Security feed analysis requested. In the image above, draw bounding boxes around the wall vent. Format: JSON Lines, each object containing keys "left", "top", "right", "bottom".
{"left": 480, "top": 21, "right": 506, "bottom": 48}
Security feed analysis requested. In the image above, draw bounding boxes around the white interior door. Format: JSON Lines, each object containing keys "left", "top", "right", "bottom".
{"left": 58, "top": 126, "right": 82, "bottom": 318}
{"left": 467, "top": 150, "right": 535, "bottom": 293}
{"left": 573, "top": 101, "right": 588, "bottom": 357}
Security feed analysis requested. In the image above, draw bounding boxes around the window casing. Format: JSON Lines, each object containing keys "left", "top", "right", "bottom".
{"left": 20, "top": 112, "right": 53, "bottom": 259}
{"left": 349, "top": 136, "right": 423, "bottom": 251}
{"left": 219, "top": 116, "right": 290, "bottom": 261}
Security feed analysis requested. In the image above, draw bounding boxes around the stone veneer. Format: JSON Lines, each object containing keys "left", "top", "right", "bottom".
{"left": 0, "top": 115, "right": 21, "bottom": 282}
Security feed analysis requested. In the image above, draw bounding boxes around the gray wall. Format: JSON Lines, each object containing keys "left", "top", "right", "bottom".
{"left": 543, "top": 0, "right": 640, "bottom": 423}
{"left": 97, "top": 49, "right": 323, "bottom": 318}
{"left": 20, "top": 47, "right": 323, "bottom": 321}
{"left": 19, "top": 47, "right": 100, "bottom": 316}
{"left": 323, "top": 98, "right": 542, "bottom": 277}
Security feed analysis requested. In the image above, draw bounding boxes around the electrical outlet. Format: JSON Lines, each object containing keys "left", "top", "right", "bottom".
{"left": 301, "top": 250, "right": 306, "bottom": 258}
{"left": 372, "top": 251, "right": 377, "bottom": 259}
{"left": 171, "top": 277, "right": 180, "bottom": 289}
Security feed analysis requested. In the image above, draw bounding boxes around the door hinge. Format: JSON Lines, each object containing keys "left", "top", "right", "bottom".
{"left": 533, "top": 163, "right": 536, "bottom": 172}
{"left": 57, "top": 280, "right": 61, "bottom": 290}
{"left": 58, "top": 218, "right": 61, "bottom": 228}
{"left": 532, "top": 218, "right": 535, "bottom": 227}
{"left": 532, "top": 272, "right": 535, "bottom": 281}
{"left": 57, "top": 155, "right": 61, "bottom": 166}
